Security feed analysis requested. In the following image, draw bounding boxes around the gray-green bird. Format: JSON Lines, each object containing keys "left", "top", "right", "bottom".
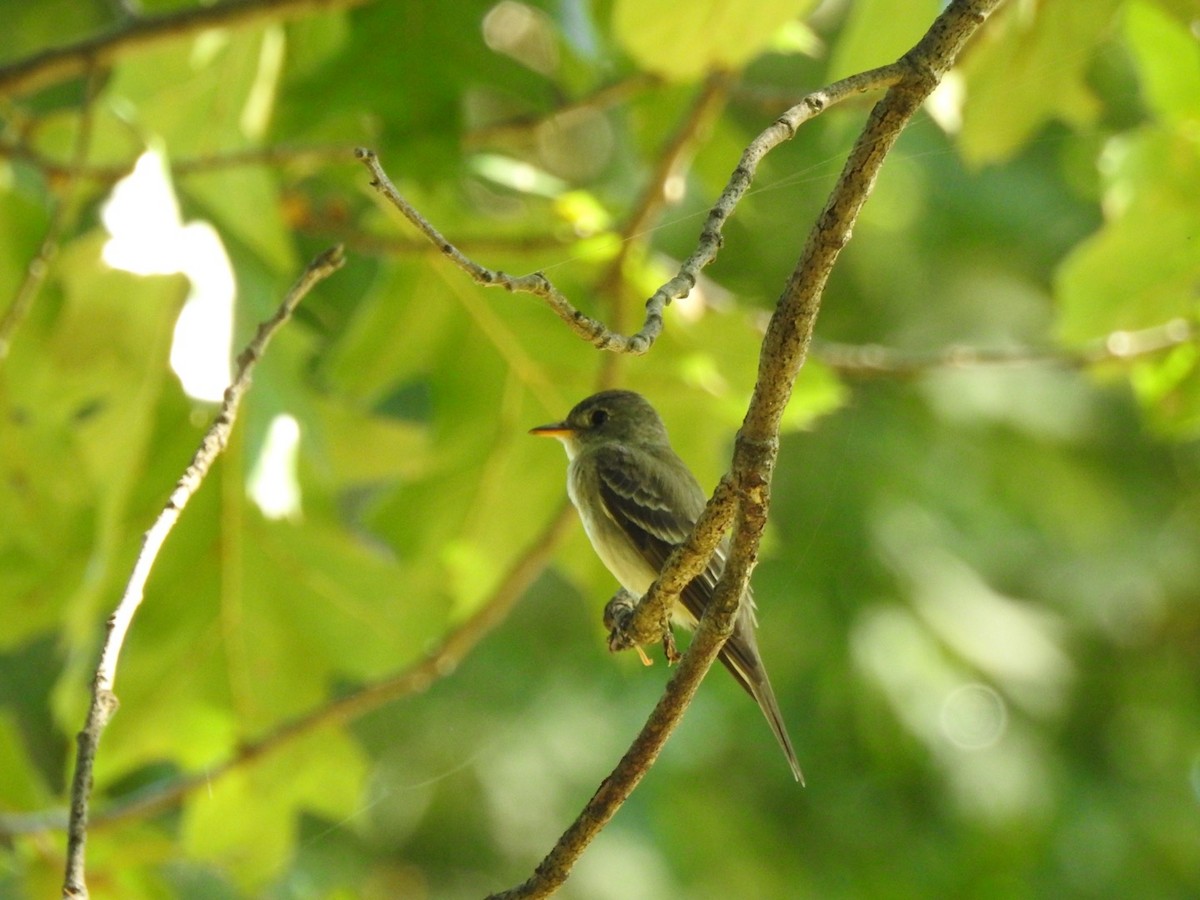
{"left": 531, "top": 390, "right": 803, "bottom": 782}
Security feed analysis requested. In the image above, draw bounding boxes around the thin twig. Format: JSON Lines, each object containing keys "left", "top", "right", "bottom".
{"left": 2, "top": 498, "right": 574, "bottom": 845}
{"left": 0, "top": 0, "right": 372, "bottom": 98}
{"left": 356, "top": 147, "right": 639, "bottom": 352}
{"left": 489, "top": 1, "right": 1004, "bottom": 896}
{"left": 61, "top": 245, "right": 345, "bottom": 900}
{"left": 0, "top": 140, "right": 355, "bottom": 185}
{"left": 634, "top": 61, "right": 907, "bottom": 354}
{"left": 815, "top": 318, "right": 1198, "bottom": 378}
{"left": 598, "top": 71, "right": 733, "bottom": 339}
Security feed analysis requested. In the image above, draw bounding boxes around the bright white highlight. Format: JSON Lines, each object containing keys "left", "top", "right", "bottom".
{"left": 248, "top": 414, "right": 303, "bottom": 520}
{"left": 926, "top": 70, "right": 965, "bottom": 134}
{"left": 101, "top": 150, "right": 236, "bottom": 401}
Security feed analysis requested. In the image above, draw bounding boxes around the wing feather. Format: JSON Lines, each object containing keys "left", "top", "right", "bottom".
{"left": 592, "top": 445, "right": 759, "bottom": 665}
{"left": 587, "top": 443, "right": 802, "bottom": 780}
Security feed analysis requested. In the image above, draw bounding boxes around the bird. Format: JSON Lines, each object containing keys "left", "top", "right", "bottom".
{"left": 530, "top": 389, "right": 803, "bottom": 782}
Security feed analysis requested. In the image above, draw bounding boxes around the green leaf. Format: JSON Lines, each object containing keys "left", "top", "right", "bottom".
{"left": 1055, "top": 128, "right": 1200, "bottom": 341}
{"left": 827, "top": 0, "right": 940, "bottom": 80}
{"left": 1132, "top": 343, "right": 1200, "bottom": 437}
{"left": 181, "top": 166, "right": 297, "bottom": 274}
{"left": 1124, "top": 0, "right": 1200, "bottom": 123}
{"left": 105, "top": 28, "right": 275, "bottom": 158}
{"left": 0, "top": 232, "right": 186, "bottom": 648}
{"left": 181, "top": 726, "right": 368, "bottom": 889}
{"left": 91, "top": 496, "right": 452, "bottom": 781}
{"left": 613, "top": 0, "right": 816, "bottom": 81}
{"left": 959, "top": 0, "right": 1123, "bottom": 164}
{"left": 0, "top": 713, "right": 50, "bottom": 808}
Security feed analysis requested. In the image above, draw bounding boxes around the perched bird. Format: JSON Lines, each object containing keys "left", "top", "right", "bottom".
{"left": 530, "top": 390, "right": 803, "bottom": 782}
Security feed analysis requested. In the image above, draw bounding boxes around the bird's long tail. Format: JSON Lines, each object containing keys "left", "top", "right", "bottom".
{"left": 718, "top": 618, "right": 805, "bottom": 784}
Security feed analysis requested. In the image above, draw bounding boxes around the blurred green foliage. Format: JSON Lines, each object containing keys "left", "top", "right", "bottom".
{"left": 1, "top": 0, "right": 1198, "bottom": 897}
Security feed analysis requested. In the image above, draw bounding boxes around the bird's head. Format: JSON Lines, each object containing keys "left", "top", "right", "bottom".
{"left": 530, "top": 390, "right": 669, "bottom": 458}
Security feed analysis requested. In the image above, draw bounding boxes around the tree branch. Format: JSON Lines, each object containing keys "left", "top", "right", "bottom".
{"left": 3, "top": 479, "right": 574, "bottom": 849}
{"left": 490, "top": 1, "right": 1005, "bottom": 896}
{"left": 0, "top": 0, "right": 373, "bottom": 98}
{"left": 742, "top": 4, "right": 998, "bottom": 444}
{"left": 605, "top": 476, "right": 737, "bottom": 653}
{"left": 0, "top": 140, "right": 355, "bottom": 185}
{"left": 60, "top": 245, "right": 345, "bottom": 900}
{"left": 487, "top": 573, "right": 742, "bottom": 900}
{"left": 356, "top": 147, "right": 649, "bottom": 353}
{"left": 815, "top": 318, "right": 1198, "bottom": 378}
{"left": 598, "top": 71, "right": 733, "bottom": 335}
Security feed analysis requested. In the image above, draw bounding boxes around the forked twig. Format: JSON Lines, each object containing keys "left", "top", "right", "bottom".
{"left": 356, "top": 62, "right": 900, "bottom": 357}
{"left": 0, "top": 0, "right": 371, "bottom": 98}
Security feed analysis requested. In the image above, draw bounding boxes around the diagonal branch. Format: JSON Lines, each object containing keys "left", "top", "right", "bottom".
{"left": 815, "top": 318, "right": 1198, "bottom": 378}
{"left": 356, "top": 147, "right": 645, "bottom": 353}
{"left": 488, "top": 1, "right": 1005, "bottom": 896}
{"left": 61, "top": 245, "right": 345, "bottom": 900}
{"left": 0, "top": 140, "right": 354, "bottom": 186}
{"left": 0, "top": 0, "right": 373, "bottom": 98}
{"left": 487, "top": 557, "right": 745, "bottom": 900}
{"left": 741, "top": 0, "right": 1000, "bottom": 443}
{"left": 639, "top": 60, "right": 906, "bottom": 353}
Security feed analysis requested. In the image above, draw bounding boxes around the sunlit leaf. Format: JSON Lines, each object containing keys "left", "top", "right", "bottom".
{"left": 959, "top": 0, "right": 1123, "bottom": 164}
{"left": 613, "top": 0, "right": 816, "bottom": 81}
{"left": 1055, "top": 128, "right": 1200, "bottom": 340}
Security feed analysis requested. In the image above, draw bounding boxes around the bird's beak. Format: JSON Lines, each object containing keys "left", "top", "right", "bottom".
{"left": 529, "top": 420, "right": 574, "bottom": 438}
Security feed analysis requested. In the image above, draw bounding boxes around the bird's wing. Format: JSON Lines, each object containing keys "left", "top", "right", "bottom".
{"left": 593, "top": 445, "right": 801, "bottom": 781}
{"left": 592, "top": 444, "right": 725, "bottom": 623}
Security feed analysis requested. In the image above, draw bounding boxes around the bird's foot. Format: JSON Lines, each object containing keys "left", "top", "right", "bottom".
{"left": 661, "top": 627, "right": 681, "bottom": 665}
{"left": 604, "top": 589, "right": 638, "bottom": 653}
{"left": 605, "top": 589, "right": 677, "bottom": 666}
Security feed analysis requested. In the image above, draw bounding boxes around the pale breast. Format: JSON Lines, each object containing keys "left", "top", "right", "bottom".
{"left": 567, "top": 457, "right": 658, "bottom": 596}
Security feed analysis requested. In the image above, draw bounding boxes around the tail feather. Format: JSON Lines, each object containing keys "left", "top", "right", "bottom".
{"left": 674, "top": 584, "right": 803, "bottom": 782}
{"left": 748, "top": 666, "right": 805, "bottom": 785}
{"left": 717, "top": 613, "right": 804, "bottom": 784}
{"left": 717, "top": 648, "right": 804, "bottom": 784}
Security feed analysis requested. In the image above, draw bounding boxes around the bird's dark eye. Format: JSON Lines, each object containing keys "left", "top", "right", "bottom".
{"left": 589, "top": 408, "right": 609, "bottom": 427}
